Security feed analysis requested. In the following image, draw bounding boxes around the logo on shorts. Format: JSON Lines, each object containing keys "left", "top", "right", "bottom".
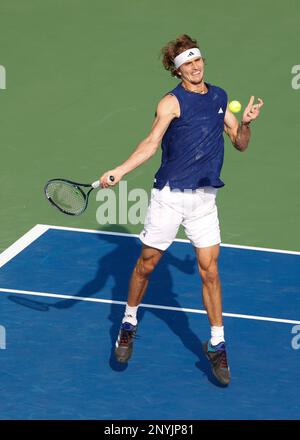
{"left": 218, "top": 107, "right": 223, "bottom": 114}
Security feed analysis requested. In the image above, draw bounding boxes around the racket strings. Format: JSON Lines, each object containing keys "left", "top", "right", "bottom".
{"left": 46, "top": 181, "right": 87, "bottom": 215}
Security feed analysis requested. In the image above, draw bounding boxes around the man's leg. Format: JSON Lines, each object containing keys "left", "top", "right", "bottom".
{"left": 115, "top": 244, "right": 164, "bottom": 363}
{"left": 195, "top": 244, "right": 230, "bottom": 385}
{"left": 195, "top": 244, "right": 222, "bottom": 328}
{"left": 115, "top": 186, "right": 182, "bottom": 363}
{"left": 127, "top": 244, "right": 164, "bottom": 308}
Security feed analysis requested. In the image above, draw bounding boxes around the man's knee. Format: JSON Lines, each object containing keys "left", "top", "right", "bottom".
{"left": 200, "top": 267, "right": 219, "bottom": 285}
{"left": 198, "top": 258, "right": 219, "bottom": 286}
{"left": 136, "top": 247, "right": 162, "bottom": 278}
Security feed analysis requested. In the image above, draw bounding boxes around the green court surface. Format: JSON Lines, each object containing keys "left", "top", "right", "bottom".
{"left": 0, "top": 0, "right": 299, "bottom": 252}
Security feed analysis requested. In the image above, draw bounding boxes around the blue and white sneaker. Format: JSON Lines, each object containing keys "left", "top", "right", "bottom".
{"left": 115, "top": 322, "right": 138, "bottom": 363}
{"left": 203, "top": 340, "right": 231, "bottom": 385}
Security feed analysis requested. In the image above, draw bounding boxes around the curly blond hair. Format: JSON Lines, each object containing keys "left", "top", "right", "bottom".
{"left": 160, "top": 34, "right": 204, "bottom": 78}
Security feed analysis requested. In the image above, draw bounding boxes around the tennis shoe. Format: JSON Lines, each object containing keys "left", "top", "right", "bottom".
{"left": 115, "top": 322, "right": 138, "bottom": 363}
{"left": 203, "top": 340, "right": 231, "bottom": 385}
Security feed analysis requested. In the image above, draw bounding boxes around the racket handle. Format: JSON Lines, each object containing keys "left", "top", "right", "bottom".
{"left": 92, "top": 180, "right": 100, "bottom": 189}
{"left": 92, "top": 175, "right": 115, "bottom": 189}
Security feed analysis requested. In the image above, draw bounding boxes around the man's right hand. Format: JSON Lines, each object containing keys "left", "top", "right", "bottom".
{"left": 99, "top": 167, "right": 123, "bottom": 188}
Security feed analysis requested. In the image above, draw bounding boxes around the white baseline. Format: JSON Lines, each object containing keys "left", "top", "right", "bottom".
{"left": 0, "top": 224, "right": 299, "bottom": 326}
{"left": 0, "top": 287, "right": 299, "bottom": 325}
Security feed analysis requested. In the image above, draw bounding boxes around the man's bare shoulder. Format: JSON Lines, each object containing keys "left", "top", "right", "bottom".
{"left": 156, "top": 93, "right": 180, "bottom": 118}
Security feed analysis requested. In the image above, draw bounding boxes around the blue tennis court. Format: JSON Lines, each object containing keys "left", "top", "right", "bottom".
{"left": 0, "top": 225, "right": 299, "bottom": 420}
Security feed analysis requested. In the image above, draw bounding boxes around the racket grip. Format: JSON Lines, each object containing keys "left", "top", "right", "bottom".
{"left": 92, "top": 180, "right": 100, "bottom": 189}
{"left": 92, "top": 176, "right": 115, "bottom": 189}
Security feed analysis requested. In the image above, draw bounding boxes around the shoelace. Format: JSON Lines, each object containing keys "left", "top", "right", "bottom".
{"left": 219, "top": 350, "right": 228, "bottom": 369}
{"left": 120, "top": 328, "right": 136, "bottom": 345}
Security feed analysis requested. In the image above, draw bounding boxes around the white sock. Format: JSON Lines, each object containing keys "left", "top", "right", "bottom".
{"left": 122, "top": 304, "right": 138, "bottom": 326}
{"left": 210, "top": 326, "right": 225, "bottom": 346}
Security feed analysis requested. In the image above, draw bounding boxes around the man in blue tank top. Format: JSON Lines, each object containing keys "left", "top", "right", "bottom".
{"left": 100, "top": 34, "right": 264, "bottom": 385}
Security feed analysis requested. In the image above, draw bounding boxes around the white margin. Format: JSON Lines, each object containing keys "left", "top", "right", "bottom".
{"left": 0, "top": 223, "right": 299, "bottom": 271}
{"left": 1, "top": 287, "right": 299, "bottom": 325}
{"left": 0, "top": 224, "right": 299, "bottom": 326}
{"left": 43, "top": 224, "right": 300, "bottom": 255}
{"left": 0, "top": 224, "right": 49, "bottom": 268}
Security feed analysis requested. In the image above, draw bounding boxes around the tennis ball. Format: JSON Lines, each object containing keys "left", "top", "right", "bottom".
{"left": 228, "top": 100, "right": 242, "bottom": 113}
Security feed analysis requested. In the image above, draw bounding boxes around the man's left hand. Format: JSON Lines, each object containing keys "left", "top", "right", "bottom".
{"left": 242, "top": 96, "right": 264, "bottom": 124}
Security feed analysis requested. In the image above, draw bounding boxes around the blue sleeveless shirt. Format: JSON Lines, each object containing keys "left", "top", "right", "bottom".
{"left": 154, "top": 82, "right": 227, "bottom": 190}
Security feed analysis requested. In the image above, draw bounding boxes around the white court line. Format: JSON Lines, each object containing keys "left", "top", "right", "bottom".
{"left": 0, "top": 224, "right": 49, "bottom": 268}
{"left": 42, "top": 224, "right": 300, "bottom": 255}
{"left": 0, "top": 224, "right": 299, "bottom": 271}
{"left": 0, "top": 225, "right": 299, "bottom": 327}
{"left": 0, "top": 288, "right": 299, "bottom": 325}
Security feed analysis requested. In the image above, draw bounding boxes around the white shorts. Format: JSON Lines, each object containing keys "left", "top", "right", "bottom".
{"left": 140, "top": 186, "right": 221, "bottom": 251}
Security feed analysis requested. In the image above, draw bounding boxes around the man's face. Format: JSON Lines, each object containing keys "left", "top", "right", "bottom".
{"left": 177, "top": 57, "right": 204, "bottom": 84}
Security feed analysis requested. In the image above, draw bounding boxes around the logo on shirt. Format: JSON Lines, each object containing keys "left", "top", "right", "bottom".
{"left": 218, "top": 107, "right": 224, "bottom": 114}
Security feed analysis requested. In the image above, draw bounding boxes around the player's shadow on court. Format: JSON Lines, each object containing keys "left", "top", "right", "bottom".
{"left": 8, "top": 225, "right": 223, "bottom": 387}
{"left": 55, "top": 225, "right": 221, "bottom": 385}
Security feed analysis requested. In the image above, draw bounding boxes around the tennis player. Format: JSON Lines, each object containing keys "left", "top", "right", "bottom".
{"left": 100, "top": 34, "right": 264, "bottom": 385}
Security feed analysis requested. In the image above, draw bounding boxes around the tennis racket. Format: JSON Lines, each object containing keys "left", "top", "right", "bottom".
{"left": 44, "top": 176, "right": 114, "bottom": 216}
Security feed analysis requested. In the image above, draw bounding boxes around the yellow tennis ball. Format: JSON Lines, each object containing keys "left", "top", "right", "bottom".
{"left": 228, "top": 100, "right": 242, "bottom": 113}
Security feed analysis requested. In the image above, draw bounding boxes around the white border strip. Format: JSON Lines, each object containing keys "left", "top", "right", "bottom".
{"left": 0, "top": 226, "right": 299, "bottom": 326}
{"left": 220, "top": 242, "right": 300, "bottom": 255}
{"left": 0, "top": 224, "right": 49, "bottom": 269}
{"left": 0, "top": 288, "right": 299, "bottom": 325}
{"left": 41, "top": 224, "right": 300, "bottom": 255}
{"left": 47, "top": 224, "right": 140, "bottom": 238}
{"left": 0, "top": 224, "right": 299, "bottom": 268}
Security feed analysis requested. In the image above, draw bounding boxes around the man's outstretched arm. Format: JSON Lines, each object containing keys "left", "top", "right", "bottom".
{"left": 99, "top": 94, "right": 179, "bottom": 187}
{"left": 224, "top": 96, "right": 264, "bottom": 152}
